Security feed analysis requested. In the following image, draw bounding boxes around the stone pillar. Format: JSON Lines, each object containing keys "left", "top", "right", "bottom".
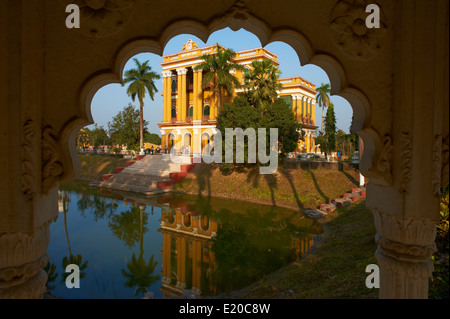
{"left": 196, "top": 71, "right": 203, "bottom": 121}
{"left": 176, "top": 68, "right": 187, "bottom": 122}
{"left": 300, "top": 96, "right": 305, "bottom": 123}
{"left": 308, "top": 99, "right": 312, "bottom": 124}
{"left": 175, "top": 236, "right": 186, "bottom": 290}
{"left": 0, "top": 1, "right": 59, "bottom": 299}
{"left": 180, "top": 69, "right": 187, "bottom": 122}
{"left": 161, "top": 232, "right": 170, "bottom": 278}
{"left": 191, "top": 240, "right": 202, "bottom": 295}
{"left": 311, "top": 100, "right": 316, "bottom": 126}
{"left": 305, "top": 131, "right": 311, "bottom": 153}
{"left": 210, "top": 83, "right": 217, "bottom": 121}
{"left": 193, "top": 71, "right": 200, "bottom": 121}
{"left": 365, "top": 0, "right": 449, "bottom": 298}
{"left": 162, "top": 71, "right": 173, "bottom": 122}
{"left": 291, "top": 95, "right": 297, "bottom": 121}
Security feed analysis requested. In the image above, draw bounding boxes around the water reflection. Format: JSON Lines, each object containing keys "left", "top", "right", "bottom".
{"left": 47, "top": 186, "right": 322, "bottom": 298}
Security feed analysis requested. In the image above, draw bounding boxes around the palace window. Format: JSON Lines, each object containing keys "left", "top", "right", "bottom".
{"left": 203, "top": 105, "right": 210, "bottom": 116}
{"left": 171, "top": 77, "right": 177, "bottom": 93}
{"left": 171, "top": 106, "right": 177, "bottom": 119}
{"left": 203, "top": 105, "right": 210, "bottom": 120}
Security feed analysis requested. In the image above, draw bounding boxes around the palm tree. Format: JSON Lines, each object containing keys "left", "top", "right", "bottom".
{"left": 122, "top": 58, "right": 160, "bottom": 152}
{"left": 193, "top": 43, "right": 244, "bottom": 114}
{"left": 315, "top": 83, "right": 331, "bottom": 133}
{"left": 245, "top": 59, "right": 282, "bottom": 106}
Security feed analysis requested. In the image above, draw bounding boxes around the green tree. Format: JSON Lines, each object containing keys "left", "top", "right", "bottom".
{"left": 244, "top": 59, "right": 282, "bottom": 107}
{"left": 260, "top": 98, "right": 301, "bottom": 156}
{"left": 109, "top": 103, "right": 149, "bottom": 150}
{"left": 144, "top": 132, "right": 161, "bottom": 145}
{"left": 122, "top": 58, "right": 160, "bottom": 151}
{"left": 316, "top": 83, "right": 331, "bottom": 133}
{"left": 324, "top": 103, "right": 337, "bottom": 152}
{"left": 85, "top": 124, "right": 111, "bottom": 146}
{"left": 217, "top": 94, "right": 301, "bottom": 162}
{"left": 193, "top": 43, "right": 245, "bottom": 112}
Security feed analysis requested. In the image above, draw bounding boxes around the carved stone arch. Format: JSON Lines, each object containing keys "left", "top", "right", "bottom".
{"left": 3, "top": 0, "right": 447, "bottom": 300}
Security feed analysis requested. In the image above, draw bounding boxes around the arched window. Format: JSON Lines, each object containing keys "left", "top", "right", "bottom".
{"left": 171, "top": 106, "right": 176, "bottom": 119}
{"left": 171, "top": 77, "right": 177, "bottom": 93}
{"left": 203, "top": 105, "right": 210, "bottom": 116}
{"left": 244, "top": 69, "right": 250, "bottom": 84}
{"left": 188, "top": 106, "right": 193, "bottom": 117}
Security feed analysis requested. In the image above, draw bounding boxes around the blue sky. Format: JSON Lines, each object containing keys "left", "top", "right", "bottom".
{"left": 89, "top": 28, "right": 353, "bottom": 134}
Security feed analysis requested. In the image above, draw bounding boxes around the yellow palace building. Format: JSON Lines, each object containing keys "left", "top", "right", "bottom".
{"left": 158, "top": 40, "right": 318, "bottom": 155}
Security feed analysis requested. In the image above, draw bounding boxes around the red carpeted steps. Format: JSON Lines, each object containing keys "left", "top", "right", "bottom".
{"left": 304, "top": 186, "right": 367, "bottom": 219}
{"left": 99, "top": 154, "right": 195, "bottom": 194}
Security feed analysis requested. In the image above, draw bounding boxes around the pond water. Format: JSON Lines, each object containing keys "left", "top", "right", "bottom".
{"left": 46, "top": 184, "right": 323, "bottom": 299}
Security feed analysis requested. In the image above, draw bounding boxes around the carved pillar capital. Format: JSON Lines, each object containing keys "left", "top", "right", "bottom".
{"left": 371, "top": 207, "right": 438, "bottom": 298}
{"left": 176, "top": 67, "right": 188, "bottom": 76}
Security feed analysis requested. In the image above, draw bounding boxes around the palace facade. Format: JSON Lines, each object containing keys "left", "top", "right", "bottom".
{"left": 158, "top": 40, "right": 318, "bottom": 156}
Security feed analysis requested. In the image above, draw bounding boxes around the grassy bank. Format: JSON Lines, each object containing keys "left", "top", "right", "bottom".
{"left": 73, "top": 154, "right": 129, "bottom": 181}
{"left": 174, "top": 163, "right": 361, "bottom": 211}
{"left": 218, "top": 199, "right": 379, "bottom": 299}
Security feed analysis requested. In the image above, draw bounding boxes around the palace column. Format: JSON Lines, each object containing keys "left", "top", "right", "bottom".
{"left": 311, "top": 100, "right": 316, "bottom": 126}
{"left": 162, "top": 71, "right": 173, "bottom": 122}
{"left": 176, "top": 68, "right": 187, "bottom": 122}
{"left": 191, "top": 240, "right": 202, "bottom": 295}
{"left": 308, "top": 98, "right": 312, "bottom": 124}
{"left": 306, "top": 131, "right": 311, "bottom": 153}
{"left": 176, "top": 236, "right": 186, "bottom": 290}
{"left": 193, "top": 70, "right": 200, "bottom": 121}
{"left": 161, "top": 231, "right": 171, "bottom": 282}
{"left": 210, "top": 78, "right": 217, "bottom": 121}
{"left": 300, "top": 96, "right": 305, "bottom": 123}
{"left": 196, "top": 70, "right": 203, "bottom": 121}
{"left": 291, "top": 95, "right": 297, "bottom": 121}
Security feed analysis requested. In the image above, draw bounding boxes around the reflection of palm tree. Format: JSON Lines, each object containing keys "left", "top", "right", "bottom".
{"left": 121, "top": 206, "right": 159, "bottom": 297}
{"left": 61, "top": 254, "right": 88, "bottom": 284}
{"left": 60, "top": 191, "right": 88, "bottom": 283}
{"left": 44, "top": 262, "right": 58, "bottom": 291}
{"left": 121, "top": 253, "right": 159, "bottom": 297}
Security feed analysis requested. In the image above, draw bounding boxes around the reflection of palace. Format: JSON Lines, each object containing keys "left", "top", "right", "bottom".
{"left": 156, "top": 196, "right": 321, "bottom": 297}
{"left": 159, "top": 40, "right": 318, "bottom": 155}
{"left": 159, "top": 208, "right": 218, "bottom": 297}
{"left": 291, "top": 233, "right": 320, "bottom": 258}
